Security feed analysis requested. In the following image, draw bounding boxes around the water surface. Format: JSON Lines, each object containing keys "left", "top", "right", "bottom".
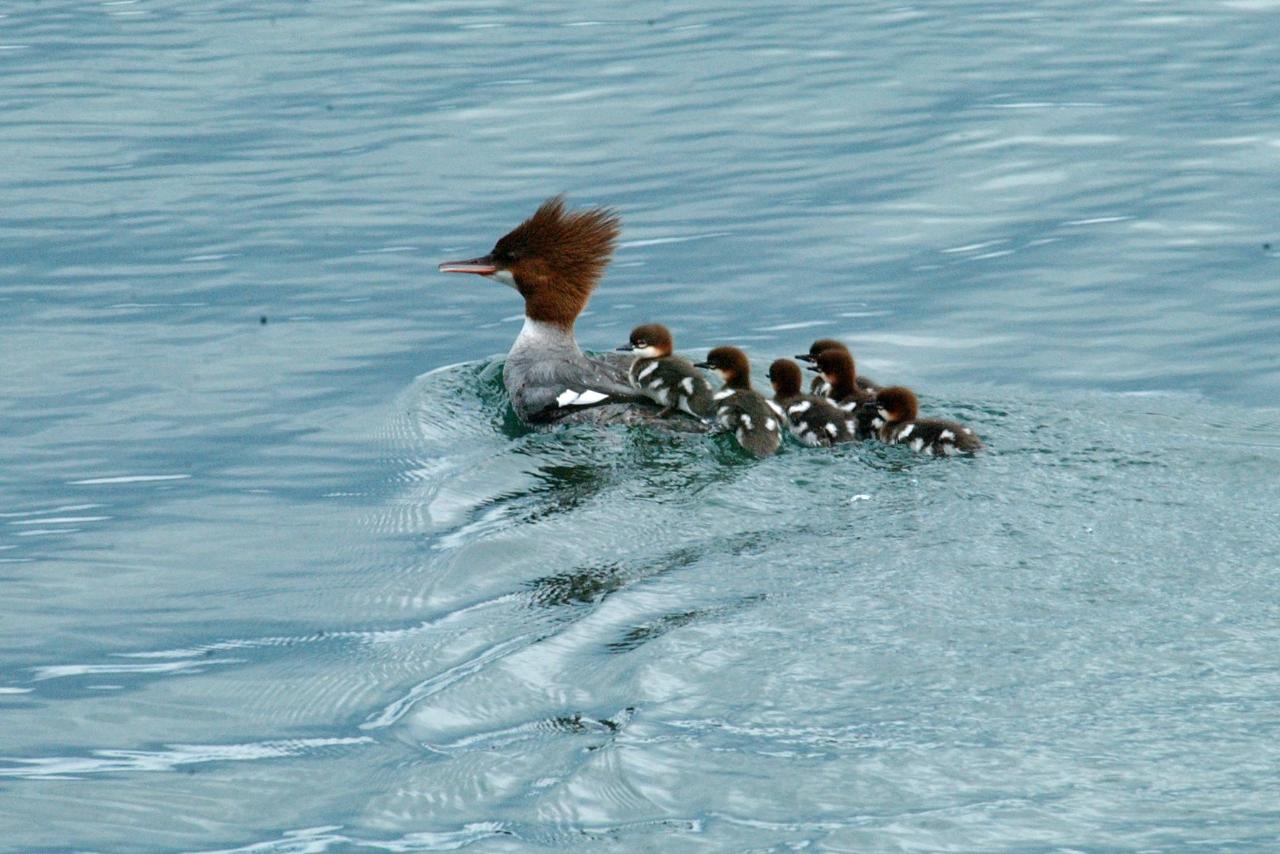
{"left": 3, "top": 1, "right": 1280, "bottom": 851}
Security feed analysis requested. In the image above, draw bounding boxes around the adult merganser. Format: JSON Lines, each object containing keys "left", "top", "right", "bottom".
{"left": 872, "top": 386, "right": 983, "bottom": 455}
{"left": 795, "top": 339, "right": 879, "bottom": 396}
{"left": 767, "top": 358, "right": 853, "bottom": 447}
{"left": 438, "top": 195, "right": 647, "bottom": 425}
{"left": 695, "top": 346, "right": 783, "bottom": 458}
{"left": 809, "top": 348, "right": 879, "bottom": 439}
{"left": 618, "top": 323, "right": 714, "bottom": 419}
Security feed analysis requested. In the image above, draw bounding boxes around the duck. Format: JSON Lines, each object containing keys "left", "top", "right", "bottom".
{"left": 695, "top": 346, "right": 783, "bottom": 458}
{"left": 618, "top": 323, "right": 714, "bottom": 419}
{"left": 872, "top": 386, "right": 983, "bottom": 455}
{"left": 795, "top": 338, "right": 878, "bottom": 396}
{"left": 439, "top": 195, "right": 659, "bottom": 425}
{"left": 811, "top": 348, "right": 879, "bottom": 439}
{"left": 767, "top": 359, "right": 854, "bottom": 446}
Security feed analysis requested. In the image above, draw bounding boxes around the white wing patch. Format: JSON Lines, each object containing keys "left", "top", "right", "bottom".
{"left": 714, "top": 389, "right": 735, "bottom": 401}
{"left": 824, "top": 422, "right": 838, "bottom": 437}
{"left": 681, "top": 376, "right": 695, "bottom": 394}
{"left": 940, "top": 429, "right": 955, "bottom": 441}
{"left": 741, "top": 414, "right": 753, "bottom": 430}
{"left": 767, "top": 400, "right": 785, "bottom": 417}
{"left": 789, "top": 400, "right": 811, "bottom": 414}
{"left": 765, "top": 417, "right": 777, "bottom": 431}
{"left": 556, "top": 389, "right": 609, "bottom": 407}
{"left": 637, "top": 362, "right": 659, "bottom": 381}
{"left": 899, "top": 423, "right": 914, "bottom": 439}
{"left": 909, "top": 437, "right": 925, "bottom": 452}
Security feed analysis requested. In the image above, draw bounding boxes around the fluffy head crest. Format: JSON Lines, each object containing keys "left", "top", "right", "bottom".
{"left": 767, "top": 358, "right": 803, "bottom": 397}
{"left": 492, "top": 195, "right": 620, "bottom": 326}
{"left": 875, "top": 386, "right": 919, "bottom": 423}
{"left": 628, "top": 323, "right": 674, "bottom": 353}
{"left": 808, "top": 338, "right": 849, "bottom": 359}
{"left": 701, "top": 346, "right": 752, "bottom": 389}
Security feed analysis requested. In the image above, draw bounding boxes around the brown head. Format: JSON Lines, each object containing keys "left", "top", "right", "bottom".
{"left": 812, "top": 348, "right": 858, "bottom": 399}
{"left": 796, "top": 338, "right": 849, "bottom": 363}
{"left": 695, "top": 346, "right": 752, "bottom": 390}
{"left": 438, "top": 195, "right": 621, "bottom": 329}
{"left": 618, "top": 323, "right": 674, "bottom": 358}
{"left": 767, "top": 358, "right": 803, "bottom": 399}
{"left": 874, "top": 386, "right": 918, "bottom": 424}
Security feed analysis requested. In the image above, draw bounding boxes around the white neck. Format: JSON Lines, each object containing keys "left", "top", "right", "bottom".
{"left": 511, "top": 316, "right": 580, "bottom": 356}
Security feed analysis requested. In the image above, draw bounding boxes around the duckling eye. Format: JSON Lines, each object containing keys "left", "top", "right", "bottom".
{"left": 635, "top": 340, "right": 647, "bottom": 348}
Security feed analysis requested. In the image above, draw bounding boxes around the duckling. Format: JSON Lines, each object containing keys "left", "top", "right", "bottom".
{"left": 811, "top": 349, "right": 879, "bottom": 439}
{"left": 767, "top": 359, "right": 854, "bottom": 447}
{"left": 618, "top": 323, "right": 714, "bottom": 418}
{"left": 795, "top": 339, "right": 879, "bottom": 396}
{"left": 695, "top": 346, "right": 783, "bottom": 458}
{"left": 872, "top": 386, "right": 983, "bottom": 455}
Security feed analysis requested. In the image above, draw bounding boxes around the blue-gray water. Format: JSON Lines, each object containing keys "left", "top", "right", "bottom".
{"left": 3, "top": 1, "right": 1280, "bottom": 851}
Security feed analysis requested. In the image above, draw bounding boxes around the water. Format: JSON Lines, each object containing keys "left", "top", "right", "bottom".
{"left": 3, "top": 0, "right": 1280, "bottom": 850}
